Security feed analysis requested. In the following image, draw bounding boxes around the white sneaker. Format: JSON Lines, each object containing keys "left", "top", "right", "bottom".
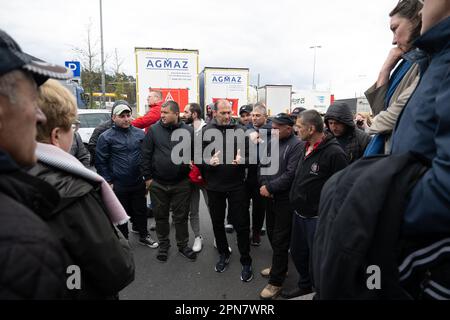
{"left": 193, "top": 236, "right": 203, "bottom": 252}
{"left": 213, "top": 238, "right": 232, "bottom": 253}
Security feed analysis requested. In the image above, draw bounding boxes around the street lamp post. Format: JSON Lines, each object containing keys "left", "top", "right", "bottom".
{"left": 99, "top": 0, "right": 106, "bottom": 108}
{"left": 310, "top": 45, "right": 321, "bottom": 90}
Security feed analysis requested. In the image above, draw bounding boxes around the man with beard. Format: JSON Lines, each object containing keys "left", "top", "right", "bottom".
{"left": 183, "top": 103, "right": 208, "bottom": 252}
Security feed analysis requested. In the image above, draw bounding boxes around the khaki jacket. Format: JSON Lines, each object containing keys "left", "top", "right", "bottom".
{"left": 364, "top": 63, "right": 420, "bottom": 153}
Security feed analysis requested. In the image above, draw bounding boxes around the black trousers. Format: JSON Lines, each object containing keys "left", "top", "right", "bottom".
{"left": 150, "top": 178, "right": 191, "bottom": 250}
{"left": 115, "top": 183, "right": 148, "bottom": 239}
{"left": 207, "top": 186, "right": 252, "bottom": 266}
{"left": 245, "top": 181, "right": 266, "bottom": 233}
{"left": 265, "top": 197, "right": 293, "bottom": 286}
{"left": 290, "top": 213, "right": 318, "bottom": 289}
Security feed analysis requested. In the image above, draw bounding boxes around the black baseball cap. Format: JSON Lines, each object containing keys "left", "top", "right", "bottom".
{"left": 239, "top": 104, "right": 253, "bottom": 116}
{"left": 272, "top": 113, "right": 295, "bottom": 126}
{"left": 0, "top": 29, "right": 72, "bottom": 86}
{"left": 290, "top": 107, "right": 306, "bottom": 117}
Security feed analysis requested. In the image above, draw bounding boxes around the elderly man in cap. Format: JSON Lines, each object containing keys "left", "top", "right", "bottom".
{"left": 0, "top": 29, "right": 72, "bottom": 298}
{"left": 96, "top": 101, "right": 158, "bottom": 248}
{"left": 258, "top": 113, "right": 303, "bottom": 299}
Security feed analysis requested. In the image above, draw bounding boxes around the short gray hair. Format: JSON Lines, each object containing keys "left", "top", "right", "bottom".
{"left": 253, "top": 103, "right": 267, "bottom": 115}
{"left": 0, "top": 70, "right": 29, "bottom": 105}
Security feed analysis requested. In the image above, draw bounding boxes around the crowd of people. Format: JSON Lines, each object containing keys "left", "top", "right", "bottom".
{"left": 0, "top": 0, "right": 449, "bottom": 300}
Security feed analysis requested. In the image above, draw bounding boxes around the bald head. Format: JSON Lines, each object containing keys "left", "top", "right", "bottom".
{"left": 215, "top": 99, "right": 232, "bottom": 125}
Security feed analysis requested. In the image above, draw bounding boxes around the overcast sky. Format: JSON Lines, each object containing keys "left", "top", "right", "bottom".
{"left": 1, "top": 0, "right": 398, "bottom": 99}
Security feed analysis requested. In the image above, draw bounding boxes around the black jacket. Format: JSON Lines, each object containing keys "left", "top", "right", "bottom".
{"left": 259, "top": 133, "right": 303, "bottom": 200}
{"left": 246, "top": 120, "right": 272, "bottom": 186}
{"left": 140, "top": 121, "right": 193, "bottom": 185}
{"left": 28, "top": 162, "right": 135, "bottom": 299}
{"left": 312, "top": 153, "right": 430, "bottom": 300}
{"left": 96, "top": 125, "right": 145, "bottom": 189}
{"left": 289, "top": 133, "right": 348, "bottom": 217}
{"left": 0, "top": 149, "right": 69, "bottom": 299}
{"left": 87, "top": 119, "right": 113, "bottom": 166}
{"left": 70, "top": 131, "right": 91, "bottom": 167}
{"left": 201, "top": 119, "right": 249, "bottom": 192}
{"left": 324, "top": 102, "right": 371, "bottom": 163}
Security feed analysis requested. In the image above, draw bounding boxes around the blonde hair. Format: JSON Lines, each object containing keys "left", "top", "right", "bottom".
{"left": 356, "top": 112, "right": 373, "bottom": 127}
{"left": 36, "top": 79, "right": 77, "bottom": 142}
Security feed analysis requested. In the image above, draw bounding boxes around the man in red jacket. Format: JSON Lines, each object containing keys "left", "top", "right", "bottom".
{"left": 132, "top": 89, "right": 163, "bottom": 133}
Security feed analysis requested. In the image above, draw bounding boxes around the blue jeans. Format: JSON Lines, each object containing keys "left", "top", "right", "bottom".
{"left": 290, "top": 212, "right": 318, "bottom": 289}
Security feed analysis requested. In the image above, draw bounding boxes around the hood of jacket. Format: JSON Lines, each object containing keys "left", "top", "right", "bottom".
{"left": 324, "top": 102, "right": 355, "bottom": 130}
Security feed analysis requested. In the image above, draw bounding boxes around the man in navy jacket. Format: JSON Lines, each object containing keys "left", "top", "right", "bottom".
{"left": 96, "top": 102, "right": 158, "bottom": 248}
{"left": 391, "top": 5, "right": 450, "bottom": 236}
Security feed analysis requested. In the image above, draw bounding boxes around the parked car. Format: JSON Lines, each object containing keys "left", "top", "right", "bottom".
{"left": 77, "top": 109, "right": 111, "bottom": 145}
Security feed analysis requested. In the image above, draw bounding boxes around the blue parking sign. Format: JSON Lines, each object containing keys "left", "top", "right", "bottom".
{"left": 65, "top": 61, "right": 81, "bottom": 78}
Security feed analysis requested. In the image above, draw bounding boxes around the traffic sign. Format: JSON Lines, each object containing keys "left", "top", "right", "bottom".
{"left": 65, "top": 61, "right": 81, "bottom": 78}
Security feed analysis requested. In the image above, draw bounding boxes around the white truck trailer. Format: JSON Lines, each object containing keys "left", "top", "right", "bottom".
{"left": 257, "top": 85, "right": 292, "bottom": 116}
{"left": 200, "top": 67, "right": 250, "bottom": 116}
{"left": 135, "top": 47, "right": 199, "bottom": 116}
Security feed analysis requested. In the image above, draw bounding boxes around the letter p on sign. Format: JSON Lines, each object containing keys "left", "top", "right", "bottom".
{"left": 64, "top": 61, "right": 81, "bottom": 78}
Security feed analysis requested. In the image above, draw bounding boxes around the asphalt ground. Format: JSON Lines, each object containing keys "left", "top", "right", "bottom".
{"left": 120, "top": 194, "right": 300, "bottom": 300}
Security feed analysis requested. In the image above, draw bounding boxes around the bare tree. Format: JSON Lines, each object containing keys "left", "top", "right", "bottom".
{"left": 72, "top": 20, "right": 101, "bottom": 108}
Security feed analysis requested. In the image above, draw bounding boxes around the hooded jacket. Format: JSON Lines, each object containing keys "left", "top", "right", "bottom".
{"left": 28, "top": 161, "right": 135, "bottom": 299}
{"left": 132, "top": 101, "right": 163, "bottom": 133}
{"left": 201, "top": 118, "right": 249, "bottom": 192}
{"left": 324, "top": 102, "right": 371, "bottom": 163}
{"left": 0, "top": 149, "right": 69, "bottom": 299}
{"left": 289, "top": 133, "right": 348, "bottom": 217}
{"left": 391, "top": 16, "right": 450, "bottom": 235}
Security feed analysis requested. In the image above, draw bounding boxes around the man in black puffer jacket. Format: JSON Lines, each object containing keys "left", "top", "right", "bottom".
{"left": 141, "top": 100, "right": 196, "bottom": 263}
{"left": 201, "top": 99, "right": 254, "bottom": 283}
{"left": 324, "top": 101, "right": 371, "bottom": 164}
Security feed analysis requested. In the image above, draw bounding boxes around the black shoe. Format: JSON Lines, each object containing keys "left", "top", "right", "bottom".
{"left": 156, "top": 247, "right": 169, "bottom": 263}
{"left": 240, "top": 265, "right": 253, "bottom": 282}
{"left": 215, "top": 254, "right": 231, "bottom": 273}
{"left": 178, "top": 246, "right": 197, "bottom": 261}
{"left": 139, "top": 235, "right": 159, "bottom": 248}
{"left": 280, "top": 287, "right": 313, "bottom": 299}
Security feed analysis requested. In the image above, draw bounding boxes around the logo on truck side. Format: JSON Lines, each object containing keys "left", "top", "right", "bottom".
{"left": 146, "top": 58, "right": 189, "bottom": 70}
{"left": 211, "top": 75, "right": 242, "bottom": 84}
